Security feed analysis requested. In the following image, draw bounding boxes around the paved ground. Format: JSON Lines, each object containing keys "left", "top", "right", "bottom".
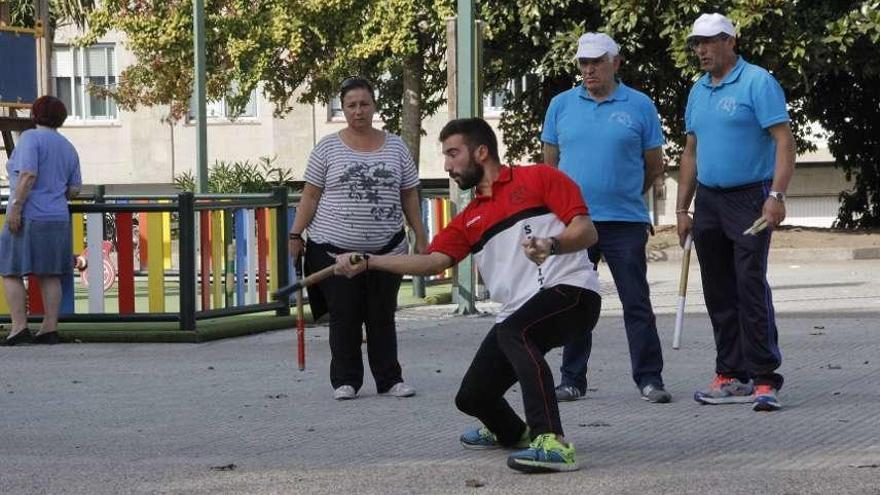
{"left": 1, "top": 259, "right": 879, "bottom": 494}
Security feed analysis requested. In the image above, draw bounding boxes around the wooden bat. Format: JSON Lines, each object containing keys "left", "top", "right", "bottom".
{"left": 272, "top": 254, "right": 365, "bottom": 300}
{"left": 274, "top": 254, "right": 365, "bottom": 370}
{"left": 744, "top": 216, "right": 768, "bottom": 236}
{"left": 672, "top": 233, "right": 693, "bottom": 350}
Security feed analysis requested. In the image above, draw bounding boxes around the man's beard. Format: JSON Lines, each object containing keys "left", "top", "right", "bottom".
{"left": 451, "top": 156, "right": 484, "bottom": 190}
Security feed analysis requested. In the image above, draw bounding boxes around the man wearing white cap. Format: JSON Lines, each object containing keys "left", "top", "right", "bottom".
{"left": 676, "top": 13, "right": 795, "bottom": 411}
{"left": 542, "top": 32, "right": 671, "bottom": 404}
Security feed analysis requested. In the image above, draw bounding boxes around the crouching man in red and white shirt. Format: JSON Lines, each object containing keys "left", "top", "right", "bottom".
{"left": 334, "top": 117, "right": 601, "bottom": 474}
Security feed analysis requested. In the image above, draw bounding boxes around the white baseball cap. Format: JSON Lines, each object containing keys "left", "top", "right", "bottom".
{"left": 576, "top": 32, "right": 619, "bottom": 59}
{"left": 688, "top": 13, "right": 736, "bottom": 39}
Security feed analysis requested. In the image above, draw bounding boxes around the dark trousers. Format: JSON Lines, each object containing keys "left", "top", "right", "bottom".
{"left": 306, "top": 242, "right": 404, "bottom": 393}
{"left": 559, "top": 222, "right": 664, "bottom": 391}
{"left": 693, "top": 182, "right": 783, "bottom": 389}
{"left": 455, "top": 285, "right": 601, "bottom": 444}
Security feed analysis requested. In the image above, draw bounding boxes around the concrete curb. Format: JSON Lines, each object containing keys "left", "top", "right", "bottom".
{"left": 648, "top": 246, "right": 880, "bottom": 263}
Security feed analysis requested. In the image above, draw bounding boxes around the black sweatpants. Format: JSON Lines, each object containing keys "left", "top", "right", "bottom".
{"left": 693, "top": 181, "right": 783, "bottom": 389}
{"left": 306, "top": 241, "right": 404, "bottom": 393}
{"left": 454, "top": 285, "right": 601, "bottom": 445}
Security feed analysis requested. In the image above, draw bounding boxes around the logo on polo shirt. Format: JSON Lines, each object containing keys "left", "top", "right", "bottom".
{"left": 717, "top": 96, "right": 737, "bottom": 116}
{"left": 609, "top": 111, "right": 634, "bottom": 129}
{"left": 466, "top": 215, "right": 482, "bottom": 228}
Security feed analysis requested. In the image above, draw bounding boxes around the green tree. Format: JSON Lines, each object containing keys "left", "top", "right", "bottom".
{"left": 6, "top": 0, "right": 97, "bottom": 92}
{"left": 81, "top": 0, "right": 453, "bottom": 168}
{"left": 484, "top": 0, "right": 880, "bottom": 228}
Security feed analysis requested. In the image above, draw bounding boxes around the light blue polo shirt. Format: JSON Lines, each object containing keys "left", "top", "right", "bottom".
{"left": 685, "top": 57, "right": 790, "bottom": 188}
{"left": 542, "top": 82, "right": 664, "bottom": 223}
{"left": 6, "top": 128, "right": 81, "bottom": 221}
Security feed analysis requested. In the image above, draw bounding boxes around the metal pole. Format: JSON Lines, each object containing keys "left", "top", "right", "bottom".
{"left": 274, "top": 187, "right": 291, "bottom": 317}
{"left": 178, "top": 192, "right": 197, "bottom": 331}
{"left": 453, "top": 0, "right": 477, "bottom": 315}
{"left": 193, "top": 0, "right": 208, "bottom": 193}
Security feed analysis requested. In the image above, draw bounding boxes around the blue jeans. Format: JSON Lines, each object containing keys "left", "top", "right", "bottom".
{"left": 559, "top": 222, "right": 665, "bottom": 391}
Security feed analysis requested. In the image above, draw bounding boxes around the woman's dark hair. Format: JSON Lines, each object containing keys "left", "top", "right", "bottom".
{"left": 31, "top": 95, "right": 68, "bottom": 128}
{"left": 439, "top": 117, "right": 500, "bottom": 162}
{"left": 339, "top": 77, "right": 375, "bottom": 103}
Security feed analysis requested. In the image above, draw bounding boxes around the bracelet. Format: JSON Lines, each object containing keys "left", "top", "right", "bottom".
{"left": 675, "top": 209, "right": 690, "bottom": 214}
{"left": 288, "top": 232, "right": 303, "bottom": 241}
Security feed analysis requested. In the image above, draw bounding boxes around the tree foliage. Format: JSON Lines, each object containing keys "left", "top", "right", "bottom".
{"left": 58, "top": 0, "right": 880, "bottom": 227}
{"left": 482, "top": 0, "right": 880, "bottom": 228}
{"left": 81, "top": 0, "right": 451, "bottom": 128}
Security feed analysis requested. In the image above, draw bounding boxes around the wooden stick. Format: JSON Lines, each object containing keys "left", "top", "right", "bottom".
{"left": 673, "top": 233, "right": 693, "bottom": 350}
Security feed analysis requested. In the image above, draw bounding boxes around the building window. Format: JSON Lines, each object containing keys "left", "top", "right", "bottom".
{"left": 52, "top": 44, "right": 117, "bottom": 120}
{"left": 483, "top": 76, "right": 531, "bottom": 117}
{"left": 189, "top": 90, "right": 258, "bottom": 121}
{"left": 329, "top": 96, "right": 344, "bottom": 120}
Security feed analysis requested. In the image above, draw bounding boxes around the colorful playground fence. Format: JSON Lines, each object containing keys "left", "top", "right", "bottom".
{"left": 0, "top": 185, "right": 458, "bottom": 332}
{"left": 0, "top": 188, "right": 292, "bottom": 330}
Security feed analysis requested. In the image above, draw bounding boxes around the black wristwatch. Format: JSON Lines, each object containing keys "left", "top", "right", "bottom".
{"left": 549, "top": 236, "right": 561, "bottom": 256}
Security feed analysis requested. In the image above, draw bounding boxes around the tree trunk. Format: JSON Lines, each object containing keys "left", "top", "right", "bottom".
{"left": 400, "top": 51, "right": 423, "bottom": 170}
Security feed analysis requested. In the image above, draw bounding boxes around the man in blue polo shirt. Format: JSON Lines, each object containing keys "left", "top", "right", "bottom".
{"left": 675, "top": 13, "right": 795, "bottom": 412}
{"left": 542, "top": 32, "right": 670, "bottom": 404}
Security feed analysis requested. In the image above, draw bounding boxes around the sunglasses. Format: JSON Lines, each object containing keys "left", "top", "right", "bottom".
{"left": 687, "top": 34, "right": 731, "bottom": 49}
{"left": 341, "top": 77, "right": 371, "bottom": 91}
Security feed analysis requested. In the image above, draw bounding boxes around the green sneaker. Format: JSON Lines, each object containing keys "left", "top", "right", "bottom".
{"left": 460, "top": 426, "right": 530, "bottom": 450}
{"left": 506, "top": 433, "right": 578, "bottom": 473}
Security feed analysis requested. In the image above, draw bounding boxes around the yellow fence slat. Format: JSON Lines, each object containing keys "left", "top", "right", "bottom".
{"left": 146, "top": 212, "right": 165, "bottom": 312}
{"left": 211, "top": 210, "right": 224, "bottom": 309}
{"left": 268, "top": 209, "right": 278, "bottom": 294}
{"left": 162, "top": 210, "right": 172, "bottom": 270}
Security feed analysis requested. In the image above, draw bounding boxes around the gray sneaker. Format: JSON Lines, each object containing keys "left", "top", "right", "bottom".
{"left": 694, "top": 374, "right": 754, "bottom": 405}
{"left": 554, "top": 385, "right": 584, "bottom": 402}
{"left": 640, "top": 383, "right": 672, "bottom": 403}
{"left": 380, "top": 382, "right": 415, "bottom": 397}
{"left": 333, "top": 385, "right": 357, "bottom": 400}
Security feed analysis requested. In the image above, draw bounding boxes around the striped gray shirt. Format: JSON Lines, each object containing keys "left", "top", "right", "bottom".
{"left": 304, "top": 132, "right": 419, "bottom": 253}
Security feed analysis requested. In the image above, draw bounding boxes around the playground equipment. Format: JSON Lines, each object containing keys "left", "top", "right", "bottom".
{"left": 0, "top": 186, "right": 456, "bottom": 334}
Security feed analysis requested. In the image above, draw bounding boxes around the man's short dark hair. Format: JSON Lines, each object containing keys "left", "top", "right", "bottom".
{"left": 339, "top": 76, "right": 376, "bottom": 103}
{"left": 31, "top": 95, "right": 68, "bottom": 128}
{"left": 439, "top": 118, "right": 500, "bottom": 162}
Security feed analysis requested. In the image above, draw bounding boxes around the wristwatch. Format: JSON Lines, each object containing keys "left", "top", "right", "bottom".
{"left": 768, "top": 191, "right": 785, "bottom": 203}
{"left": 548, "top": 236, "right": 561, "bottom": 255}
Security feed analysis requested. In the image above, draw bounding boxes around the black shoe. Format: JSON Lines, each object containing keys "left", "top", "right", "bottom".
{"left": 32, "top": 331, "right": 60, "bottom": 345}
{"left": 1, "top": 329, "right": 32, "bottom": 346}
{"left": 640, "top": 383, "right": 672, "bottom": 403}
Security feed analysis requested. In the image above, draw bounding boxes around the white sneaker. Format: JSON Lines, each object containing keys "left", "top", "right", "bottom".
{"left": 333, "top": 385, "right": 357, "bottom": 400}
{"left": 381, "top": 382, "right": 415, "bottom": 398}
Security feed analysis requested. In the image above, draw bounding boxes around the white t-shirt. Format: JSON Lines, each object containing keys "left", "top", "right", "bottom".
{"left": 304, "top": 132, "right": 419, "bottom": 253}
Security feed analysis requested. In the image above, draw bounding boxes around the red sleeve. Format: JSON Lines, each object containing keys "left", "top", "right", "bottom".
{"left": 534, "top": 164, "right": 589, "bottom": 223}
{"left": 426, "top": 210, "right": 472, "bottom": 263}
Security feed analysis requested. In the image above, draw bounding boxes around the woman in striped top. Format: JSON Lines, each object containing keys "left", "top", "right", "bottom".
{"left": 288, "top": 77, "right": 427, "bottom": 400}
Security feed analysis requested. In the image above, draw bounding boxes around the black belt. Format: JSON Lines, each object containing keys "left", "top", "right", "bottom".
{"left": 307, "top": 228, "right": 406, "bottom": 256}
{"left": 698, "top": 180, "right": 770, "bottom": 193}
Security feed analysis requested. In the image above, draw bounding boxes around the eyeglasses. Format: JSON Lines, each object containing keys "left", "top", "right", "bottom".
{"left": 687, "top": 34, "right": 730, "bottom": 50}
